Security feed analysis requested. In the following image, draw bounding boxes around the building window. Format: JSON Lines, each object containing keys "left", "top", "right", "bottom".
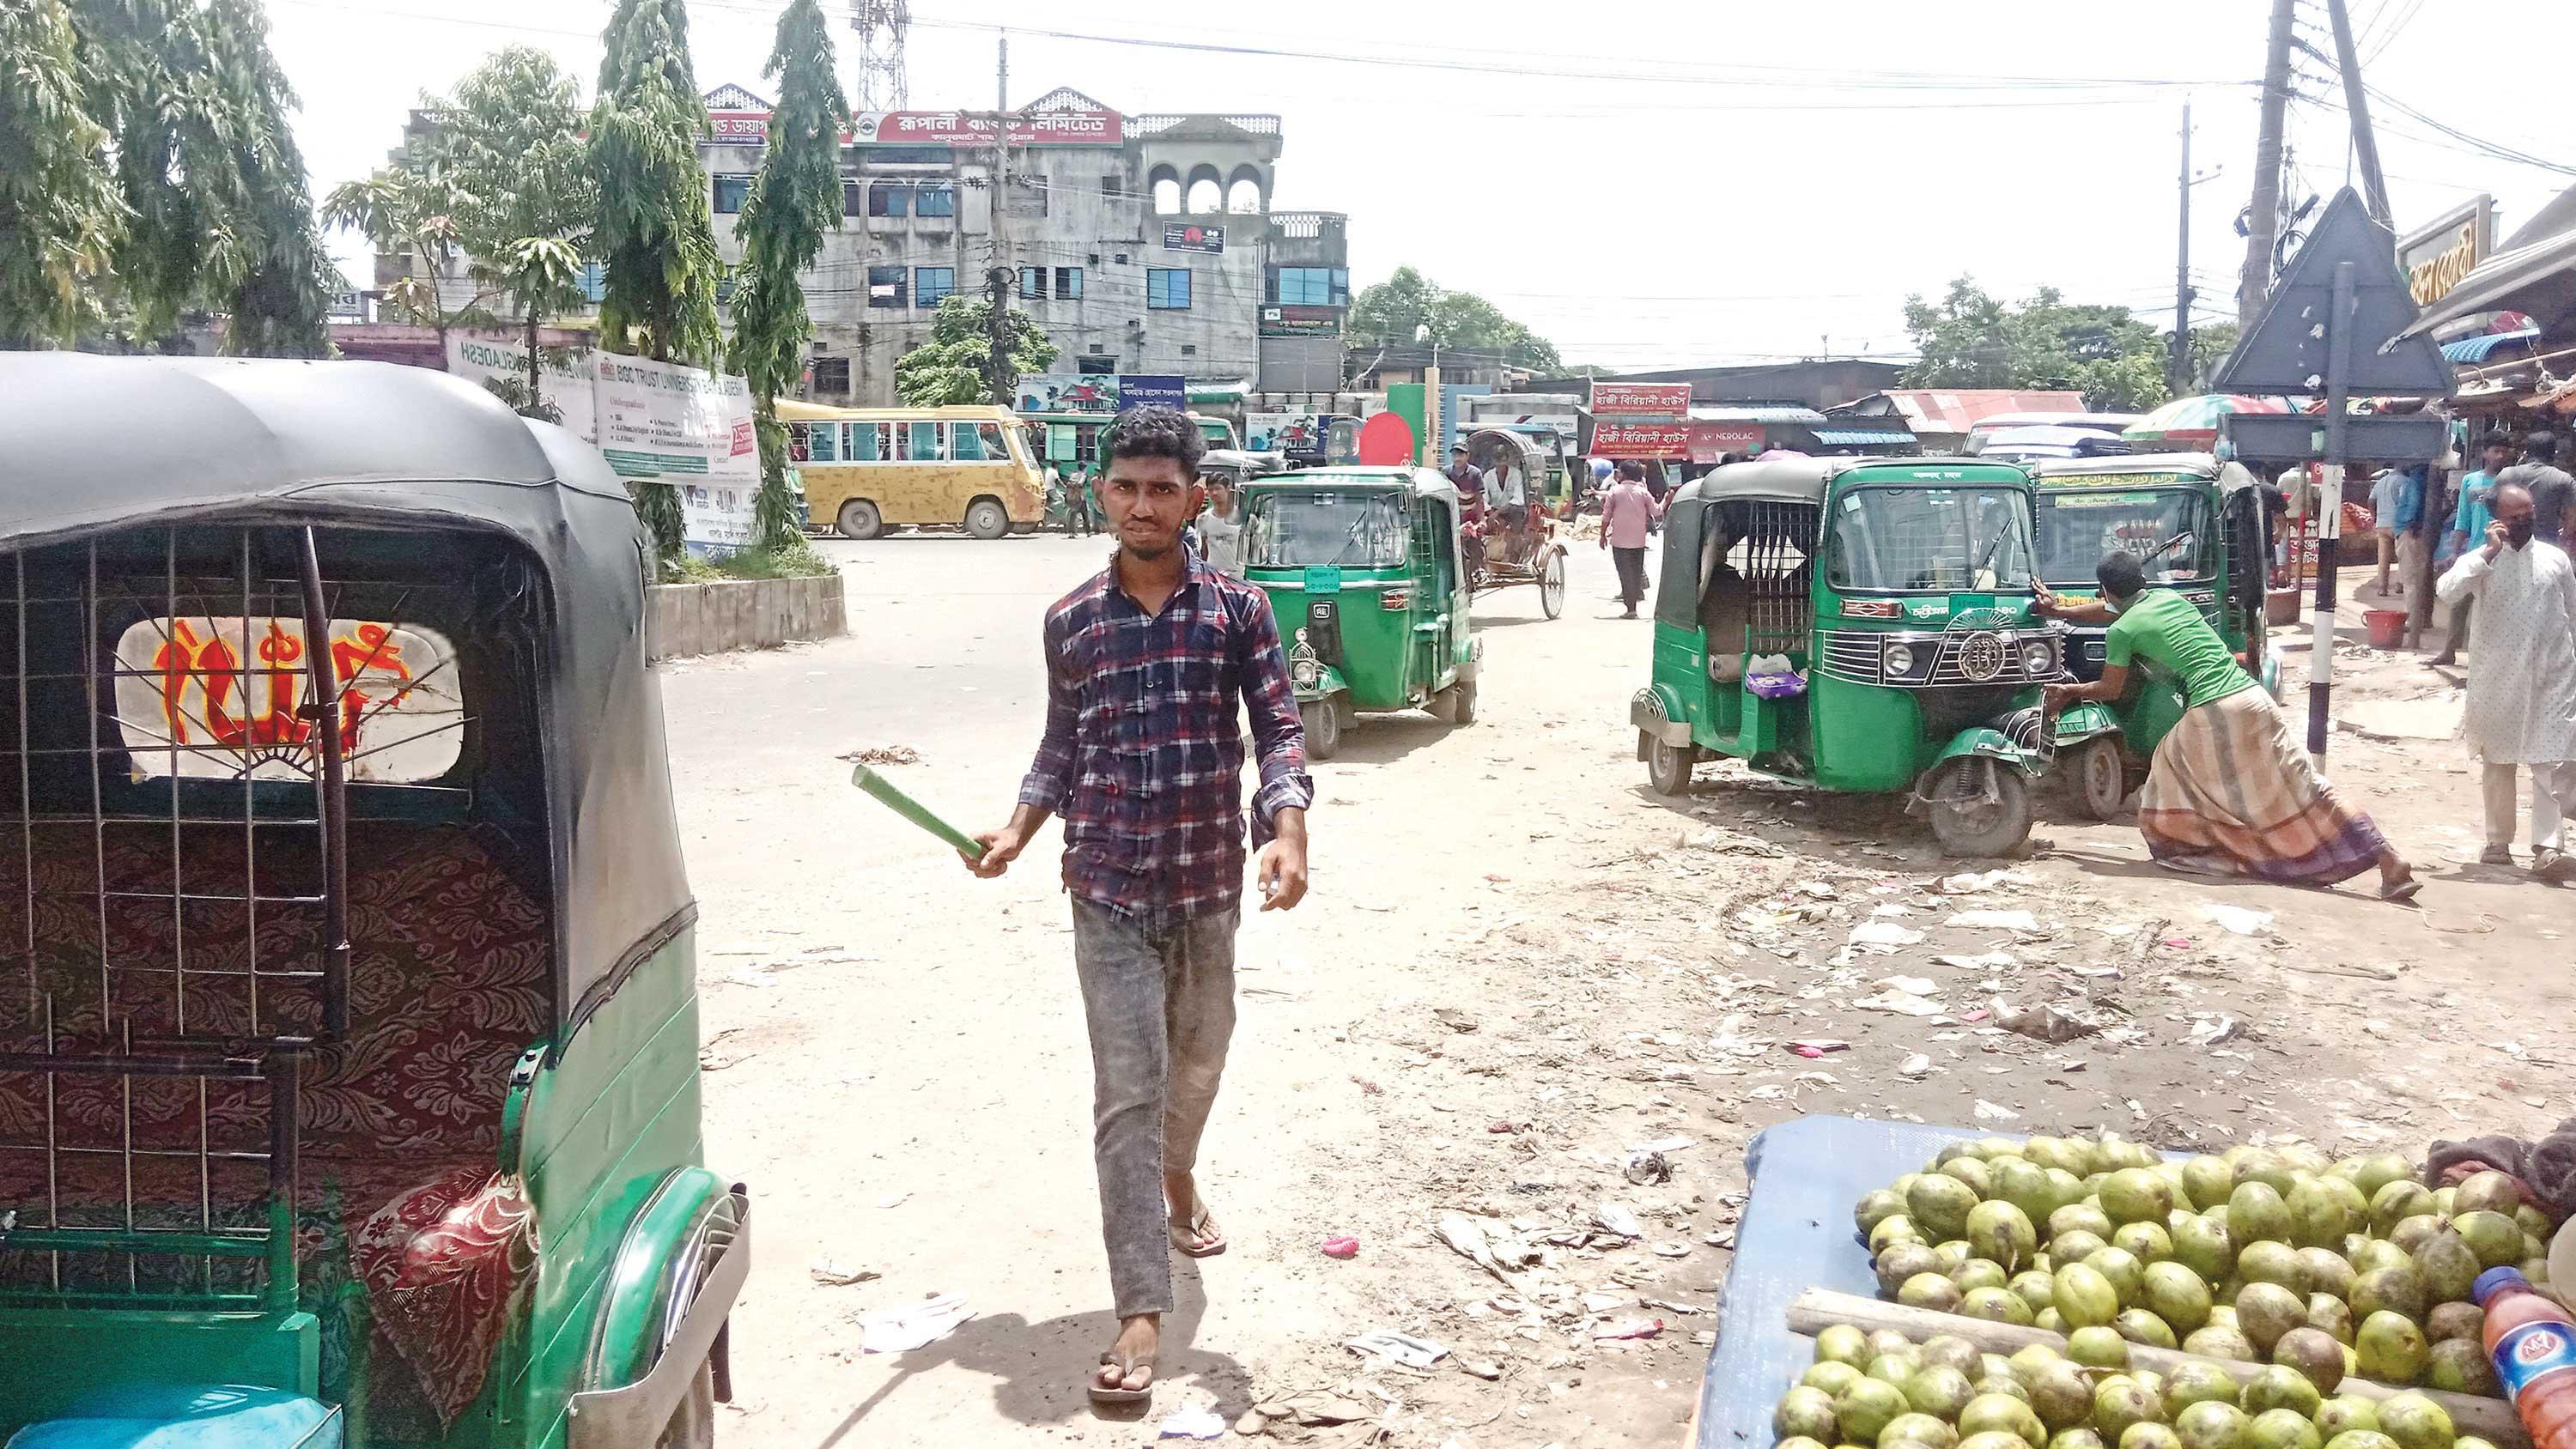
{"left": 810, "top": 356, "right": 850, "bottom": 395}
{"left": 1019, "top": 266, "right": 1048, "bottom": 300}
{"left": 866, "top": 264, "right": 906, "bottom": 308}
{"left": 1078, "top": 353, "right": 1115, "bottom": 375}
{"left": 712, "top": 173, "right": 753, "bottom": 214}
{"left": 1181, "top": 343, "right": 1197, "bottom": 356}
{"left": 714, "top": 272, "right": 738, "bottom": 306}
{"left": 867, "top": 181, "right": 911, "bottom": 218}
{"left": 576, "top": 262, "right": 606, "bottom": 303}
{"left": 914, "top": 185, "right": 956, "bottom": 219}
{"left": 1101, "top": 173, "right": 1123, "bottom": 197}
{"left": 1114, "top": 252, "right": 1130, "bottom": 266}
{"left": 842, "top": 179, "right": 865, "bottom": 216}
{"left": 1054, "top": 266, "right": 1082, "bottom": 300}
{"left": 1147, "top": 268, "right": 1190, "bottom": 310}
{"left": 915, "top": 266, "right": 956, "bottom": 307}
{"left": 1271, "top": 266, "right": 1347, "bottom": 306}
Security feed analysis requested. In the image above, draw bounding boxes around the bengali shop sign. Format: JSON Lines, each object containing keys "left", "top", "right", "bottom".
{"left": 1592, "top": 422, "right": 1692, "bottom": 458}
{"left": 1589, "top": 381, "right": 1692, "bottom": 419}
{"left": 854, "top": 109, "right": 1123, "bottom": 147}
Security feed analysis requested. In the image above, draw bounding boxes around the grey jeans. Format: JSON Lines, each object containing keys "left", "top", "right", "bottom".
{"left": 1069, "top": 898, "right": 1239, "bottom": 1319}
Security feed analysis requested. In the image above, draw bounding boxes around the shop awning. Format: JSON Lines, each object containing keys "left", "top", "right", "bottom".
{"left": 1814, "top": 427, "right": 1915, "bottom": 446}
{"left": 2439, "top": 328, "right": 2542, "bottom": 364}
{"left": 2405, "top": 231, "right": 2576, "bottom": 336}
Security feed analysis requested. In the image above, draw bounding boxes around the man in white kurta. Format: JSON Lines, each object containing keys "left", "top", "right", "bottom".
{"left": 2435, "top": 482, "right": 2576, "bottom": 880}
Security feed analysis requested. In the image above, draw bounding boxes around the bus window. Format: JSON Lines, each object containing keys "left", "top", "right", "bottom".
{"left": 809, "top": 421, "right": 842, "bottom": 463}
{"left": 977, "top": 422, "right": 1011, "bottom": 460}
{"left": 853, "top": 422, "right": 888, "bottom": 461}
{"left": 788, "top": 422, "right": 814, "bottom": 463}
{"left": 902, "top": 421, "right": 943, "bottom": 461}
{"left": 950, "top": 421, "right": 1012, "bottom": 461}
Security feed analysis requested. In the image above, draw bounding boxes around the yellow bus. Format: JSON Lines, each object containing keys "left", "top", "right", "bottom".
{"left": 777, "top": 401, "right": 1047, "bottom": 540}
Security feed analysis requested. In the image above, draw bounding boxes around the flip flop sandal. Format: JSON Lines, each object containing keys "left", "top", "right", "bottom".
{"left": 2380, "top": 876, "right": 2423, "bottom": 903}
{"left": 1089, "top": 1352, "right": 1153, "bottom": 1405}
{"left": 1170, "top": 1204, "right": 1227, "bottom": 1258}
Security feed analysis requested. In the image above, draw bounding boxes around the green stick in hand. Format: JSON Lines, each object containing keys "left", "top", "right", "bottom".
{"left": 849, "top": 763, "right": 987, "bottom": 859}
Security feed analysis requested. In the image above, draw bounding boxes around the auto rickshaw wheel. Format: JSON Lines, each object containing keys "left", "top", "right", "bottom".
{"left": 655, "top": 1360, "right": 716, "bottom": 1449}
{"left": 1644, "top": 734, "right": 1696, "bottom": 796}
{"left": 2071, "top": 737, "right": 2129, "bottom": 821}
{"left": 1301, "top": 698, "right": 1343, "bottom": 760}
{"left": 1929, "top": 759, "right": 2033, "bottom": 857}
{"left": 835, "top": 498, "right": 884, "bottom": 540}
{"left": 1539, "top": 551, "right": 1566, "bottom": 619}
{"left": 963, "top": 497, "right": 1012, "bottom": 540}
{"left": 1433, "top": 679, "right": 1478, "bottom": 725}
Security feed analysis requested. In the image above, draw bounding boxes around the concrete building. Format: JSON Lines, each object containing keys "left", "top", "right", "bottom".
{"left": 696, "top": 83, "right": 1352, "bottom": 406}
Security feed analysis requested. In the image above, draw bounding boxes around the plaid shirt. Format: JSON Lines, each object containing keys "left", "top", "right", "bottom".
{"left": 1019, "top": 549, "right": 1313, "bottom": 920}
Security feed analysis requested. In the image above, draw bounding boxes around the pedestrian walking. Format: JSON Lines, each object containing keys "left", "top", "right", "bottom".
{"left": 2433, "top": 435, "right": 2516, "bottom": 666}
{"left": 963, "top": 406, "right": 1312, "bottom": 1407}
{"left": 2039, "top": 552, "right": 2420, "bottom": 900}
{"left": 2370, "top": 465, "right": 2422, "bottom": 597}
{"left": 2434, "top": 482, "right": 2576, "bottom": 880}
{"left": 2498, "top": 430, "right": 2576, "bottom": 548}
{"left": 1599, "top": 462, "right": 1658, "bottom": 617}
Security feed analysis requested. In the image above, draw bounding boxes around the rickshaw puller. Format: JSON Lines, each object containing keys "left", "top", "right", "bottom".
{"left": 963, "top": 407, "right": 1312, "bottom": 1407}
{"left": 2039, "top": 551, "right": 2419, "bottom": 900}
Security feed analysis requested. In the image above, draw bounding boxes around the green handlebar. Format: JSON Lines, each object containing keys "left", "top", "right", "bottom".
{"left": 849, "top": 763, "right": 987, "bottom": 858}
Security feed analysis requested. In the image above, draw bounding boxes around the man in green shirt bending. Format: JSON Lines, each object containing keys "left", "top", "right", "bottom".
{"left": 2037, "top": 552, "right": 2419, "bottom": 900}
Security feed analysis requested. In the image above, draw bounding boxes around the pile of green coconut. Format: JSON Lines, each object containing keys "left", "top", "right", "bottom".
{"left": 1775, "top": 1322, "right": 2488, "bottom": 1449}
{"left": 1855, "top": 1135, "right": 2557, "bottom": 1393}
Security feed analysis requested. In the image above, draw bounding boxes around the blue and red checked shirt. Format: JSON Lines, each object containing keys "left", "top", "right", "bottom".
{"left": 1018, "top": 548, "right": 1314, "bottom": 920}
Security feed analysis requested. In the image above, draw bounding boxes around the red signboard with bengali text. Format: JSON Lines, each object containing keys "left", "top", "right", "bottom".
{"left": 1687, "top": 421, "right": 1766, "bottom": 464}
{"left": 1589, "top": 382, "right": 1692, "bottom": 419}
{"left": 1593, "top": 422, "right": 1692, "bottom": 458}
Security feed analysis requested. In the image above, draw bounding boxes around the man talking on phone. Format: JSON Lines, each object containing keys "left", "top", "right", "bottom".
{"left": 963, "top": 405, "right": 1311, "bottom": 1408}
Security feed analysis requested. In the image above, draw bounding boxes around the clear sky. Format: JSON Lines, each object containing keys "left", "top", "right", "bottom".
{"left": 271, "top": 0, "right": 2573, "bottom": 372}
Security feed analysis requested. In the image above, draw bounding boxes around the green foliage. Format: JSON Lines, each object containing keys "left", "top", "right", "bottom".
{"left": 0, "top": 0, "right": 126, "bottom": 349}
{"left": 1899, "top": 276, "right": 2184, "bottom": 413}
{"left": 727, "top": 0, "right": 848, "bottom": 549}
{"left": 591, "top": 0, "right": 723, "bottom": 372}
{"left": 1349, "top": 265, "right": 1563, "bottom": 373}
{"left": 665, "top": 535, "right": 835, "bottom": 582}
{"left": 893, "top": 293, "right": 1057, "bottom": 408}
{"left": 55, "top": 0, "right": 328, "bottom": 353}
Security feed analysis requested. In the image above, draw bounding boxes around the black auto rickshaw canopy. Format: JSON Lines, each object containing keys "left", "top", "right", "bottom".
{"left": 0, "top": 354, "right": 692, "bottom": 1028}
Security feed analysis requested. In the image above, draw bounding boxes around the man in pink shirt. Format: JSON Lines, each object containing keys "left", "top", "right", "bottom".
{"left": 1599, "top": 461, "right": 1660, "bottom": 617}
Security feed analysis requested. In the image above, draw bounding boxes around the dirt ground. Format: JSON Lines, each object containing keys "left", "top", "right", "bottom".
{"left": 656, "top": 533, "right": 2573, "bottom": 1449}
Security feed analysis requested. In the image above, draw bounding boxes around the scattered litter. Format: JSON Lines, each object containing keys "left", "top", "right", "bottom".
{"left": 1234, "top": 1410, "right": 1269, "bottom": 1436}
{"left": 1935, "top": 950, "right": 2016, "bottom": 971}
{"left": 809, "top": 1258, "right": 879, "bottom": 1286}
{"left": 1973, "top": 1099, "right": 2021, "bottom": 1124}
{"left": 697, "top": 1028, "right": 756, "bottom": 1071}
{"left": 1792, "top": 880, "right": 1838, "bottom": 899}
{"left": 1595, "top": 1202, "right": 1645, "bottom": 1240}
{"left": 1432, "top": 1007, "right": 1479, "bottom": 1033}
{"left": 1849, "top": 920, "right": 1925, "bottom": 950}
{"left": 1461, "top": 1358, "right": 1504, "bottom": 1381}
{"left": 875, "top": 1192, "right": 909, "bottom": 1210}
{"left": 1622, "top": 1149, "right": 1674, "bottom": 1185}
{"left": 1788, "top": 1039, "right": 1850, "bottom": 1058}
{"left": 1593, "top": 1318, "right": 1665, "bottom": 1340}
{"left": 1321, "top": 1235, "right": 1360, "bottom": 1259}
{"left": 1940, "top": 868, "right": 2032, "bottom": 894}
{"left": 1157, "top": 1405, "right": 1228, "bottom": 1440}
{"left": 1651, "top": 1240, "right": 1692, "bottom": 1258}
{"left": 1899, "top": 1052, "right": 1933, "bottom": 1078}
{"left": 1437, "top": 1213, "right": 1514, "bottom": 1282}
{"left": 1346, "top": 1330, "right": 1449, "bottom": 1369}
{"left": 1855, "top": 990, "right": 1942, "bottom": 1017}
{"left": 2187, "top": 1015, "right": 2246, "bottom": 1048}
{"left": 1704, "top": 1227, "right": 1738, "bottom": 1248}
{"left": 837, "top": 744, "right": 922, "bottom": 766}
{"left": 1583, "top": 1291, "right": 1632, "bottom": 1313}
{"left": 1945, "top": 908, "right": 2040, "bottom": 931}
{"left": 1350, "top": 1075, "right": 1383, "bottom": 1095}
{"left": 857, "top": 1293, "right": 974, "bottom": 1353}
{"left": 2196, "top": 901, "right": 2274, "bottom": 935}
{"left": 1255, "top": 1393, "right": 1375, "bottom": 1428}
{"left": 1878, "top": 974, "right": 1938, "bottom": 995}
{"left": 1992, "top": 997, "right": 2105, "bottom": 1043}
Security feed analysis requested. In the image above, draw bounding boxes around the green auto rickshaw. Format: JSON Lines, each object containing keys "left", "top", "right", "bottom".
{"left": 2026, "top": 453, "right": 2276, "bottom": 819}
{"left": 1242, "top": 467, "right": 1480, "bottom": 761}
{"left": 1631, "top": 457, "right": 2058, "bottom": 855}
{"left": 0, "top": 355, "right": 741, "bottom": 1449}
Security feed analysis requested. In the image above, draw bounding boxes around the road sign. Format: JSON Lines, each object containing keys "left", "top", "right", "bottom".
{"left": 2221, "top": 412, "right": 2448, "bottom": 464}
{"left": 2214, "top": 188, "right": 2456, "bottom": 397}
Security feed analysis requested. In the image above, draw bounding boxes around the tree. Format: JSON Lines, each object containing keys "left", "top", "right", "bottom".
{"left": 1348, "top": 265, "right": 1563, "bottom": 373}
{"left": 0, "top": 0, "right": 127, "bottom": 349}
{"left": 200, "top": 0, "right": 331, "bottom": 357}
{"left": 1900, "top": 276, "right": 2174, "bottom": 413}
{"left": 321, "top": 167, "right": 488, "bottom": 348}
{"left": 726, "top": 0, "right": 848, "bottom": 550}
{"left": 591, "top": 0, "right": 725, "bottom": 557}
{"left": 893, "top": 294, "right": 1056, "bottom": 408}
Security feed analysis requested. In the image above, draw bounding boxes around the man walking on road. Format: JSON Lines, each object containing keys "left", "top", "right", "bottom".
{"left": 2433, "top": 434, "right": 2516, "bottom": 666}
{"left": 1600, "top": 461, "right": 1658, "bottom": 617}
{"left": 963, "top": 406, "right": 1313, "bottom": 1407}
{"left": 2435, "top": 482, "right": 2576, "bottom": 880}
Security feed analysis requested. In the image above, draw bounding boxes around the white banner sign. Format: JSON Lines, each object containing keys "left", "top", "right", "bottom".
{"left": 443, "top": 334, "right": 598, "bottom": 440}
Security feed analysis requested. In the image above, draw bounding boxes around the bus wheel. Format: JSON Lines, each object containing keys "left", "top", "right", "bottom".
{"left": 964, "top": 498, "right": 1011, "bottom": 540}
{"left": 835, "top": 500, "right": 884, "bottom": 541}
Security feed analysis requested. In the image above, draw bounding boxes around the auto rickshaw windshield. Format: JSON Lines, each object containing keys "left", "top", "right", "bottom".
{"left": 1242, "top": 489, "right": 1409, "bottom": 568}
{"left": 2037, "top": 488, "right": 2216, "bottom": 586}
{"left": 1828, "top": 485, "right": 2037, "bottom": 591}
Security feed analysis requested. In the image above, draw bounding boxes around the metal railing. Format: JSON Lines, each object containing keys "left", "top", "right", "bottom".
{"left": 1130, "top": 113, "right": 1282, "bottom": 136}
{"left": 1269, "top": 211, "right": 1346, "bottom": 239}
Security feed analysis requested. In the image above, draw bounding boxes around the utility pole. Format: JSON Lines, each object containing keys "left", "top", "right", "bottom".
{"left": 2324, "top": 0, "right": 2391, "bottom": 226}
{"left": 997, "top": 31, "right": 1008, "bottom": 112}
{"left": 983, "top": 34, "right": 1016, "bottom": 406}
{"left": 2171, "top": 102, "right": 2196, "bottom": 396}
{"left": 2239, "top": 0, "right": 2297, "bottom": 330}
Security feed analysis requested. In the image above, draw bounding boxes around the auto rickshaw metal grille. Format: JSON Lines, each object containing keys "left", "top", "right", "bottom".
{"left": 0, "top": 525, "right": 370, "bottom": 1308}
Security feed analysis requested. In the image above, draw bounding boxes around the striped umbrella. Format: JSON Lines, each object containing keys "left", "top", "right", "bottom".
{"left": 2121, "top": 393, "right": 2296, "bottom": 446}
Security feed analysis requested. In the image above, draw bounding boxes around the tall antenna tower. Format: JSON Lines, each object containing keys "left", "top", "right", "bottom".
{"left": 851, "top": 0, "right": 910, "bottom": 111}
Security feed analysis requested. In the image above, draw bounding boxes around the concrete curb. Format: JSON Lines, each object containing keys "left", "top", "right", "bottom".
{"left": 647, "top": 574, "right": 847, "bottom": 661}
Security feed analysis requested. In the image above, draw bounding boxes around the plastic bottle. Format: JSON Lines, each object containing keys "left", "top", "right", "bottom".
{"left": 2475, "top": 1266, "right": 2576, "bottom": 1449}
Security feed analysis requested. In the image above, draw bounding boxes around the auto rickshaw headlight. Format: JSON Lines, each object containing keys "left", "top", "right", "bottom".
{"left": 1292, "top": 658, "right": 1322, "bottom": 689}
{"left": 1882, "top": 642, "right": 1917, "bottom": 679}
{"left": 2022, "top": 639, "right": 2057, "bottom": 675}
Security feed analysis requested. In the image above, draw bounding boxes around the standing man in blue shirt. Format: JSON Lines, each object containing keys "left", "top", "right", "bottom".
{"left": 2434, "top": 435, "right": 2515, "bottom": 667}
